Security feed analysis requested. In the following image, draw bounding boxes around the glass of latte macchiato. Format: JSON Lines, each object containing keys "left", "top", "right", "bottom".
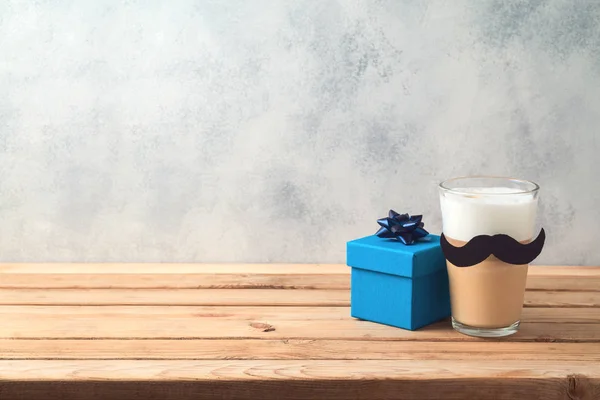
{"left": 439, "top": 176, "right": 540, "bottom": 337}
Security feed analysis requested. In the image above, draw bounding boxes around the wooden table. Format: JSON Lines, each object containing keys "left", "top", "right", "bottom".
{"left": 0, "top": 264, "right": 598, "bottom": 399}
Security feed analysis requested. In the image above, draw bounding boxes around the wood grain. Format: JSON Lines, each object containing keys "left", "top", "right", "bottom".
{"left": 1, "top": 340, "right": 598, "bottom": 361}
{"left": 0, "top": 360, "right": 597, "bottom": 400}
{"left": 1, "top": 359, "right": 598, "bottom": 380}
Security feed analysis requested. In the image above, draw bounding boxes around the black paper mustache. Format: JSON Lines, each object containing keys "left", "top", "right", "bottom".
{"left": 440, "top": 228, "right": 545, "bottom": 267}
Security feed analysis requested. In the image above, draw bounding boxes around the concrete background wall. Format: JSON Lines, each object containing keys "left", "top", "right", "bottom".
{"left": 1, "top": 0, "right": 599, "bottom": 264}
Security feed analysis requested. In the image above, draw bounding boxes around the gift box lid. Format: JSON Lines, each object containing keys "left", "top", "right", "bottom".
{"left": 346, "top": 234, "right": 446, "bottom": 279}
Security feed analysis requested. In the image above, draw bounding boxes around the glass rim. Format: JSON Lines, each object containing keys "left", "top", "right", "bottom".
{"left": 439, "top": 175, "right": 540, "bottom": 196}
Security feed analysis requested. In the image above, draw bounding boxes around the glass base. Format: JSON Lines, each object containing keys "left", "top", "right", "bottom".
{"left": 452, "top": 318, "right": 520, "bottom": 338}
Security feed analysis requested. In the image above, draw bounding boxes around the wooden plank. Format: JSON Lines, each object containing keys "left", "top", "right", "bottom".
{"left": 0, "top": 273, "right": 350, "bottom": 289}
{"left": 0, "top": 306, "right": 351, "bottom": 319}
{"left": 0, "top": 263, "right": 350, "bottom": 274}
{"left": 521, "top": 307, "right": 600, "bottom": 323}
{"left": 0, "top": 264, "right": 598, "bottom": 291}
{"left": 0, "top": 380, "right": 597, "bottom": 400}
{"left": 0, "top": 289, "right": 349, "bottom": 306}
{"left": 0, "top": 288, "right": 597, "bottom": 307}
{"left": 1, "top": 313, "right": 599, "bottom": 341}
{"left": 0, "top": 306, "right": 596, "bottom": 323}
{"left": 0, "top": 263, "right": 349, "bottom": 289}
{"left": 1, "top": 340, "right": 598, "bottom": 361}
{"left": 527, "top": 266, "right": 600, "bottom": 291}
{"left": 525, "top": 291, "right": 600, "bottom": 307}
{"left": 528, "top": 266, "right": 600, "bottom": 277}
{"left": 4, "top": 360, "right": 600, "bottom": 379}
{"left": 2, "top": 264, "right": 597, "bottom": 276}
{"left": 0, "top": 360, "right": 597, "bottom": 400}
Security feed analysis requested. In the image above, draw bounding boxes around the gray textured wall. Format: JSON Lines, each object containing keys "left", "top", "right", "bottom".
{"left": 1, "top": 1, "right": 599, "bottom": 264}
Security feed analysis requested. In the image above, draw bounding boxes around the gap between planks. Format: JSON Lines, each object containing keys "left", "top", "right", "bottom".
{"left": 0, "top": 289, "right": 597, "bottom": 307}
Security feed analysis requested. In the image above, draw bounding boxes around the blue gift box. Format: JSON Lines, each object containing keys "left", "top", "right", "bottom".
{"left": 346, "top": 234, "right": 451, "bottom": 330}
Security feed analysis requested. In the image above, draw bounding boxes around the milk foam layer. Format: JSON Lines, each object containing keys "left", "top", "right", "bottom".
{"left": 440, "top": 187, "right": 537, "bottom": 242}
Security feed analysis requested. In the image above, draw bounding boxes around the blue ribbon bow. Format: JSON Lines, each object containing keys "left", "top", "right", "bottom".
{"left": 376, "top": 210, "right": 429, "bottom": 245}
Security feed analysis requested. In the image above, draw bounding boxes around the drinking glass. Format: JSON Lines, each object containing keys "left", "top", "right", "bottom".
{"left": 439, "top": 176, "right": 539, "bottom": 337}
